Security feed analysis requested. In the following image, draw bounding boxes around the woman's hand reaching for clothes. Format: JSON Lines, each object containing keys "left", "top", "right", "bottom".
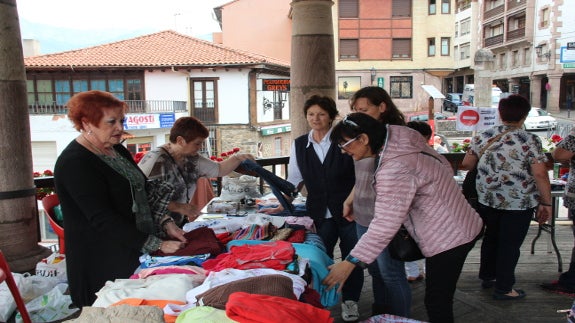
{"left": 322, "top": 261, "right": 356, "bottom": 293}
{"left": 164, "top": 221, "right": 187, "bottom": 242}
{"left": 159, "top": 240, "right": 185, "bottom": 254}
{"left": 169, "top": 202, "right": 201, "bottom": 222}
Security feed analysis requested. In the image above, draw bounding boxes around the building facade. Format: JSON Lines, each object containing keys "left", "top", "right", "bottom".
{"left": 24, "top": 31, "right": 291, "bottom": 172}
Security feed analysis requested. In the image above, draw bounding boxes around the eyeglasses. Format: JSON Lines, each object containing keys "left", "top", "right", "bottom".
{"left": 338, "top": 135, "right": 360, "bottom": 150}
{"left": 342, "top": 115, "right": 360, "bottom": 128}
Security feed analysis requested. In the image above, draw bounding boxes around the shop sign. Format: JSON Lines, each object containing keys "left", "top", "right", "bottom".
{"left": 124, "top": 113, "right": 175, "bottom": 130}
{"left": 263, "top": 79, "right": 290, "bottom": 91}
{"left": 261, "top": 124, "right": 291, "bottom": 136}
{"left": 564, "top": 63, "right": 575, "bottom": 69}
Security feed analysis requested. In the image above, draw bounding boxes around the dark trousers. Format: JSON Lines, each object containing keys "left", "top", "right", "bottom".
{"left": 425, "top": 237, "right": 477, "bottom": 323}
{"left": 559, "top": 209, "right": 575, "bottom": 288}
{"left": 477, "top": 204, "right": 534, "bottom": 293}
{"left": 317, "top": 218, "right": 364, "bottom": 302}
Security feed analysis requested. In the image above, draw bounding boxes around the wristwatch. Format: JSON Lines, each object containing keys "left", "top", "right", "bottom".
{"left": 345, "top": 254, "right": 368, "bottom": 269}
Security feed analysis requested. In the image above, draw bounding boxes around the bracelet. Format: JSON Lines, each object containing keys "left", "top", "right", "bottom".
{"left": 345, "top": 254, "right": 368, "bottom": 269}
{"left": 160, "top": 217, "right": 175, "bottom": 228}
{"left": 539, "top": 202, "right": 552, "bottom": 207}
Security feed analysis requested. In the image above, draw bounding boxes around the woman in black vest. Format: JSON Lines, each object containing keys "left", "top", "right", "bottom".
{"left": 288, "top": 95, "right": 363, "bottom": 321}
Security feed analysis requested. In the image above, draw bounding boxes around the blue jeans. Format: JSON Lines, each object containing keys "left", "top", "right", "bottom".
{"left": 317, "top": 218, "right": 364, "bottom": 302}
{"left": 477, "top": 204, "right": 534, "bottom": 293}
{"left": 356, "top": 223, "right": 412, "bottom": 317}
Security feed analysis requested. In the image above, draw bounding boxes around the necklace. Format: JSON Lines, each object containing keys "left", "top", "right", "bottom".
{"left": 82, "top": 134, "right": 117, "bottom": 157}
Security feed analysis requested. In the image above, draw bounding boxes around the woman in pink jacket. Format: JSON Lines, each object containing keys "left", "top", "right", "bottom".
{"left": 323, "top": 112, "right": 483, "bottom": 323}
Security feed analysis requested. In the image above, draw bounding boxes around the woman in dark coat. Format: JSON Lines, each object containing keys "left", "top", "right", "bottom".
{"left": 54, "top": 91, "right": 185, "bottom": 307}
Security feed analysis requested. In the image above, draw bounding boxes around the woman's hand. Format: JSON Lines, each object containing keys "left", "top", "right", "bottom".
{"left": 174, "top": 203, "right": 201, "bottom": 222}
{"left": 258, "top": 204, "right": 284, "bottom": 215}
{"left": 159, "top": 240, "right": 185, "bottom": 254}
{"left": 342, "top": 199, "right": 355, "bottom": 222}
{"left": 536, "top": 204, "right": 552, "bottom": 224}
{"left": 322, "top": 261, "right": 356, "bottom": 293}
{"left": 164, "top": 221, "right": 187, "bottom": 242}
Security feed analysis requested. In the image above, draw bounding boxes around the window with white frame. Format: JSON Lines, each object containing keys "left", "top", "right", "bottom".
{"left": 460, "top": 18, "right": 470, "bottom": 36}
{"left": 460, "top": 43, "right": 470, "bottom": 60}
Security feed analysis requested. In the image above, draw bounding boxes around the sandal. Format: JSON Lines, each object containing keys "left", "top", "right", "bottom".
{"left": 493, "top": 289, "right": 526, "bottom": 300}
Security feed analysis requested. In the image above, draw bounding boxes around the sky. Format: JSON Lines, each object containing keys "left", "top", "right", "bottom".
{"left": 16, "top": 0, "right": 230, "bottom": 54}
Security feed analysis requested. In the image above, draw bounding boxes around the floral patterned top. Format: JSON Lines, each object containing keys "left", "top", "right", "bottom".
{"left": 470, "top": 124, "right": 548, "bottom": 210}
{"left": 556, "top": 128, "right": 575, "bottom": 209}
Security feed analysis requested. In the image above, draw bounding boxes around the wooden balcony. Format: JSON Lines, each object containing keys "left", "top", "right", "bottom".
{"left": 507, "top": 28, "right": 526, "bottom": 42}
{"left": 28, "top": 100, "right": 188, "bottom": 115}
{"left": 484, "top": 34, "right": 504, "bottom": 47}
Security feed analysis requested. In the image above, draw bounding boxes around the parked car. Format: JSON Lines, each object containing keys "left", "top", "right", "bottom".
{"left": 442, "top": 93, "right": 462, "bottom": 112}
{"left": 524, "top": 107, "right": 558, "bottom": 130}
{"left": 407, "top": 112, "right": 456, "bottom": 122}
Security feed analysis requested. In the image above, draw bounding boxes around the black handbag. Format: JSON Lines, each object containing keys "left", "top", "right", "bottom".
{"left": 462, "top": 166, "right": 479, "bottom": 209}
{"left": 388, "top": 226, "right": 424, "bottom": 262}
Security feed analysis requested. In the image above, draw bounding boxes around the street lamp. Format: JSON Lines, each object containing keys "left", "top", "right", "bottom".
{"left": 370, "top": 67, "right": 376, "bottom": 83}
{"left": 535, "top": 45, "right": 551, "bottom": 58}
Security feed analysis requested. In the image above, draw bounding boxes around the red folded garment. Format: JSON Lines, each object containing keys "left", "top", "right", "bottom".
{"left": 226, "top": 292, "right": 334, "bottom": 323}
{"left": 151, "top": 227, "right": 223, "bottom": 257}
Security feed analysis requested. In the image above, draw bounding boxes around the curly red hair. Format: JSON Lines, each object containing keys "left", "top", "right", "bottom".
{"left": 67, "top": 91, "right": 127, "bottom": 131}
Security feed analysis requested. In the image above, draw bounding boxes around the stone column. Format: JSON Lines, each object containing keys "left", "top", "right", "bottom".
{"left": 290, "top": 0, "right": 335, "bottom": 139}
{"left": 0, "top": 0, "right": 51, "bottom": 271}
{"left": 474, "top": 49, "right": 495, "bottom": 108}
{"left": 530, "top": 76, "right": 542, "bottom": 108}
{"left": 546, "top": 74, "right": 562, "bottom": 114}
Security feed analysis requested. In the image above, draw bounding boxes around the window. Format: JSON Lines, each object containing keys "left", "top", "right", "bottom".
{"left": 488, "top": 23, "right": 504, "bottom": 37}
{"left": 429, "top": 0, "right": 436, "bottom": 14}
{"left": 392, "top": 39, "right": 411, "bottom": 59}
{"left": 524, "top": 47, "right": 531, "bottom": 65}
{"left": 441, "top": 37, "right": 450, "bottom": 56}
{"left": 392, "top": 0, "right": 411, "bottom": 17}
{"left": 340, "top": 39, "right": 358, "bottom": 59}
{"left": 26, "top": 73, "right": 144, "bottom": 111}
{"left": 460, "top": 43, "right": 470, "bottom": 59}
{"left": 36, "top": 80, "right": 53, "bottom": 105}
{"left": 499, "top": 53, "right": 507, "bottom": 69}
{"left": 441, "top": 0, "right": 450, "bottom": 13}
{"left": 512, "top": 50, "right": 519, "bottom": 67}
{"left": 540, "top": 8, "right": 549, "bottom": 28}
{"left": 55, "top": 80, "right": 71, "bottom": 105}
{"left": 191, "top": 79, "right": 217, "bottom": 123}
{"left": 460, "top": 18, "right": 471, "bottom": 36}
{"left": 390, "top": 76, "right": 412, "bottom": 99}
{"left": 339, "top": 0, "right": 358, "bottom": 18}
{"left": 509, "top": 15, "right": 525, "bottom": 31}
{"left": 428, "top": 38, "right": 436, "bottom": 56}
{"left": 274, "top": 137, "right": 282, "bottom": 156}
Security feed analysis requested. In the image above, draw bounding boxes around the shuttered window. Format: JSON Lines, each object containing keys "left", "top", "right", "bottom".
{"left": 392, "top": 0, "right": 411, "bottom": 17}
{"left": 340, "top": 39, "right": 358, "bottom": 59}
{"left": 339, "top": 0, "right": 358, "bottom": 18}
{"left": 392, "top": 39, "right": 411, "bottom": 59}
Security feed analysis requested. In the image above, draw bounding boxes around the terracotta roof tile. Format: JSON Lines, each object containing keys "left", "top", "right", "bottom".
{"left": 24, "top": 30, "right": 289, "bottom": 69}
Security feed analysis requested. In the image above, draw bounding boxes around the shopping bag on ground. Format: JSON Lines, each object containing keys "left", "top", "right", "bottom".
{"left": 15, "top": 283, "right": 78, "bottom": 323}
{"left": 35, "top": 253, "right": 67, "bottom": 283}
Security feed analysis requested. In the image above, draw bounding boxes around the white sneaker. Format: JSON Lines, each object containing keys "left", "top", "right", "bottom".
{"left": 341, "top": 300, "right": 359, "bottom": 322}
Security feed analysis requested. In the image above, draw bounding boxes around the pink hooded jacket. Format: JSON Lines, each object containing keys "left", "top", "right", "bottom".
{"left": 350, "top": 125, "right": 483, "bottom": 263}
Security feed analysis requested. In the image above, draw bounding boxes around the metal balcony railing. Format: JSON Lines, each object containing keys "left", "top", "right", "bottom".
{"left": 28, "top": 100, "right": 188, "bottom": 115}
